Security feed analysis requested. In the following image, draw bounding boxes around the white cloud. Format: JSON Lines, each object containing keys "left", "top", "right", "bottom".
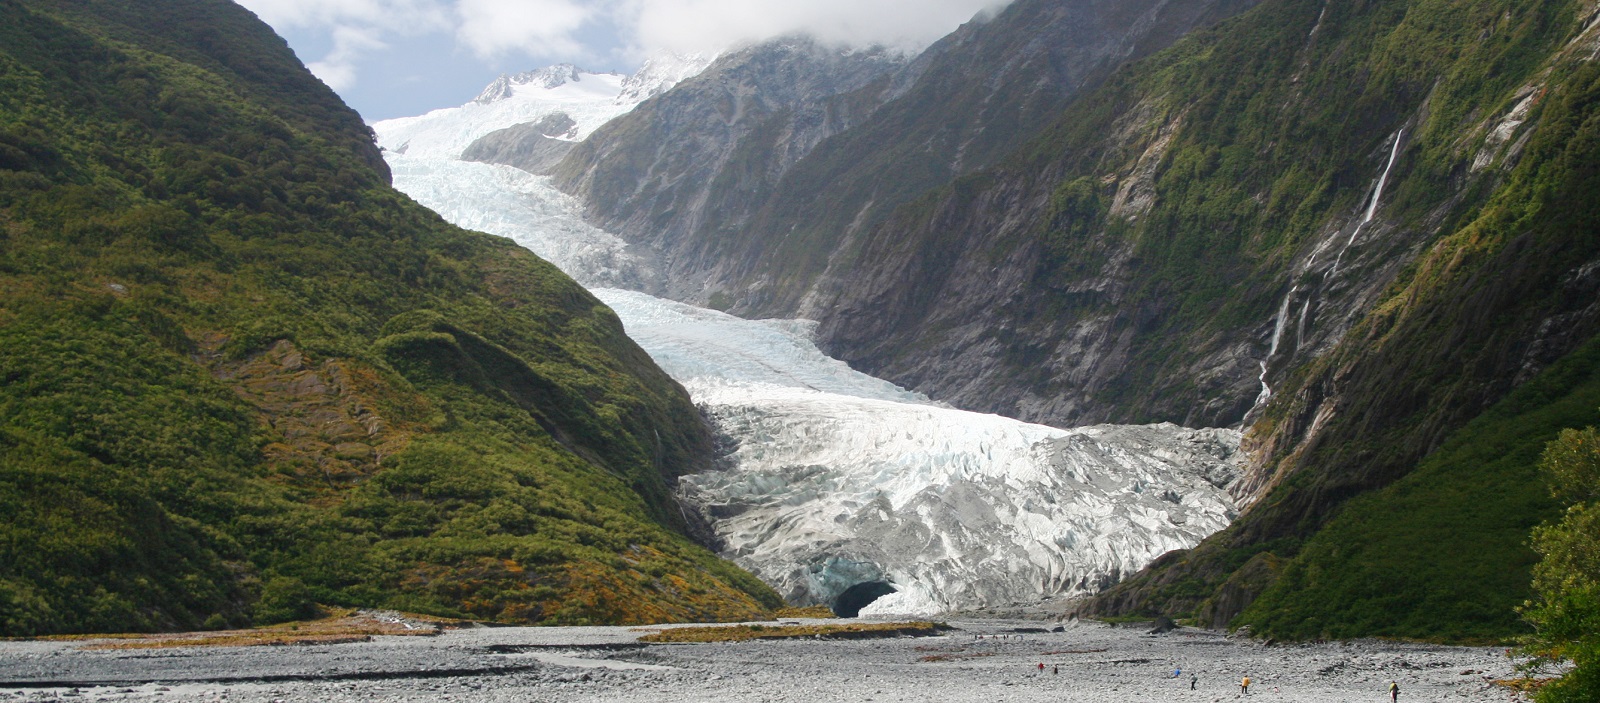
{"left": 455, "top": 0, "right": 590, "bottom": 59}
{"left": 239, "top": 0, "right": 451, "bottom": 91}
{"left": 239, "top": 0, "right": 451, "bottom": 32}
{"left": 241, "top": 0, "right": 1012, "bottom": 92}
{"left": 617, "top": 0, "right": 1007, "bottom": 56}
{"left": 306, "top": 25, "right": 389, "bottom": 91}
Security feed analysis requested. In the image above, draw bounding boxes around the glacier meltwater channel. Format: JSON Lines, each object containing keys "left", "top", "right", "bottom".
{"left": 374, "top": 63, "right": 1242, "bottom": 617}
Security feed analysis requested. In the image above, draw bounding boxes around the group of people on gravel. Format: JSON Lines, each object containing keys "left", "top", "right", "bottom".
{"left": 1167, "top": 667, "right": 1400, "bottom": 700}
{"left": 1028, "top": 660, "right": 1402, "bottom": 699}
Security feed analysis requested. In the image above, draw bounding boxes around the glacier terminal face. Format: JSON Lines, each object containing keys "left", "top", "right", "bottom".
{"left": 596, "top": 289, "right": 1241, "bottom": 616}
{"left": 380, "top": 66, "right": 1243, "bottom": 618}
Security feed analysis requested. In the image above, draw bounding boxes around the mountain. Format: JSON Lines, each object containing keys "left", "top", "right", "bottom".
{"left": 545, "top": 37, "right": 909, "bottom": 304}
{"left": 545, "top": 0, "right": 1600, "bottom": 640}
{"left": 0, "top": 0, "right": 777, "bottom": 636}
{"left": 550, "top": 0, "right": 1262, "bottom": 310}
{"left": 818, "top": 0, "right": 1600, "bottom": 640}
{"left": 377, "top": 57, "right": 1264, "bottom": 620}
{"left": 378, "top": 55, "right": 712, "bottom": 182}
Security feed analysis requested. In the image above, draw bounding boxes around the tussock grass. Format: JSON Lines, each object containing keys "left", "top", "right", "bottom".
{"left": 772, "top": 605, "right": 835, "bottom": 619}
{"left": 66, "top": 610, "right": 466, "bottom": 650}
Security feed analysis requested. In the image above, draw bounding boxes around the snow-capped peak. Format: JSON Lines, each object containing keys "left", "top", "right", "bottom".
{"left": 474, "top": 63, "right": 597, "bottom": 104}
{"left": 374, "top": 56, "right": 712, "bottom": 160}
{"left": 615, "top": 52, "right": 718, "bottom": 105}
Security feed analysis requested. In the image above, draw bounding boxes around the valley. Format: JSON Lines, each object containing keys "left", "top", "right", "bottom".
{"left": 3, "top": 1, "right": 1598, "bottom": 699}
{"left": 374, "top": 74, "right": 1247, "bottom": 618}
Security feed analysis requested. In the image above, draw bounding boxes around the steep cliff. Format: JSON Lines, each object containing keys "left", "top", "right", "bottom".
{"left": 550, "top": 0, "right": 1600, "bottom": 640}
{"left": 551, "top": 0, "right": 1260, "bottom": 310}
{"left": 548, "top": 37, "right": 905, "bottom": 304}
{"left": 0, "top": 0, "right": 777, "bottom": 636}
{"left": 798, "top": 0, "right": 1600, "bottom": 639}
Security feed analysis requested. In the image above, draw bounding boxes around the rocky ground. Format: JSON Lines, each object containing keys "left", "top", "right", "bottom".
{"left": 0, "top": 619, "right": 1528, "bottom": 702}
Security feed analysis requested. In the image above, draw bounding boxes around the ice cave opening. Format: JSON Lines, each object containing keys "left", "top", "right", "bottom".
{"left": 832, "top": 581, "right": 897, "bottom": 618}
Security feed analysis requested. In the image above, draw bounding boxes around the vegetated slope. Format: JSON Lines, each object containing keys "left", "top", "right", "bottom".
{"left": 1231, "top": 338, "right": 1600, "bottom": 641}
{"left": 806, "top": 0, "right": 1600, "bottom": 639}
{"left": 550, "top": 0, "right": 1259, "bottom": 311}
{"left": 1073, "top": 0, "right": 1600, "bottom": 640}
{"left": 0, "top": 0, "right": 778, "bottom": 637}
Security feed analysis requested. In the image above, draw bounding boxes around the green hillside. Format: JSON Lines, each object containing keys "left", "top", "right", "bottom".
{"left": 0, "top": 0, "right": 778, "bottom": 636}
{"left": 1035, "top": 0, "right": 1600, "bottom": 638}
{"left": 1234, "top": 338, "right": 1600, "bottom": 641}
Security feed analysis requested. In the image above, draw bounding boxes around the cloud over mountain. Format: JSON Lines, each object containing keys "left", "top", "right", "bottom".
{"left": 240, "top": 0, "right": 1009, "bottom": 91}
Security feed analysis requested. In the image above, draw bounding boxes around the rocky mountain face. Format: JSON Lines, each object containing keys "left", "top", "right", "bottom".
{"left": 543, "top": 38, "right": 907, "bottom": 303}
{"left": 460, "top": 112, "right": 580, "bottom": 173}
{"left": 546, "top": 0, "right": 1600, "bottom": 639}
{"left": 821, "top": 0, "right": 1600, "bottom": 638}
{"left": 550, "top": 0, "right": 1262, "bottom": 310}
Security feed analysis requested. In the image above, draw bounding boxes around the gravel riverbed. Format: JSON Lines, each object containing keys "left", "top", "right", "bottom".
{"left": 0, "top": 620, "right": 1525, "bottom": 702}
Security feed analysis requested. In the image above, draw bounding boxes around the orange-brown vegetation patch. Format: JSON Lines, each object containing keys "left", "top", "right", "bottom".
{"left": 537, "top": 556, "right": 774, "bottom": 625}
{"left": 208, "top": 339, "right": 432, "bottom": 488}
{"left": 1490, "top": 677, "right": 1554, "bottom": 693}
{"left": 71, "top": 610, "right": 469, "bottom": 650}
{"left": 399, "top": 548, "right": 775, "bottom": 626}
{"left": 773, "top": 605, "right": 835, "bottom": 619}
{"left": 913, "top": 644, "right": 999, "bottom": 662}
{"left": 919, "top": 651, "right": 997, "bottom": 663}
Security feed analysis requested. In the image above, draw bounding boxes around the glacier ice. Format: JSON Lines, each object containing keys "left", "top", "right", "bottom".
{"left": 386, "top": 157, "right": 651, "bottom": 289}
{"left": 379, "top": 59, "right": 1243, "bottom": 618}
{"left": 592, "top": 289, "right": 928, "bottom": 404}
{"left": 371, "top": 62, "right": 700, "bottom": 288}
{"left": 596, "top": 288, "right": 1241, "bottom": 616}
{"left": 373, "top": 54, "right": 711, "bottom": 161}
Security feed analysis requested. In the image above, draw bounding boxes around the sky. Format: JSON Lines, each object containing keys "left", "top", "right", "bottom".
{"left": 236, "top": 0, "right": 1011, "bottom": 122}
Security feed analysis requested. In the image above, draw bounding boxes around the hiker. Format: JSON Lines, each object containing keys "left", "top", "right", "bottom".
{"left": 1389, "top": 681, "right": 1399, "bottom": 702}
{"left": 1038, "top": 662, "right": 1045, "bottom": 672}
{"left": 1240, "top": 675, "right": 1251, "bottom": 694}
{"left": 1190, "top": 673, "right": 1198, "bottom": 690}
{"left": 1053, "top": 664, "right": 1059, "bottom": 675}
{"left": 1172, "top": 667, "right": 1182, "bottom": 678}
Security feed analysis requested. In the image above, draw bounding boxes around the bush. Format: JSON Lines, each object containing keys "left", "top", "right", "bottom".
{"left": 252, "top": 576, "right": 319, "bottom": 626}
{"left": 1521, "top": 428, "right": 1600, "bottom": 703}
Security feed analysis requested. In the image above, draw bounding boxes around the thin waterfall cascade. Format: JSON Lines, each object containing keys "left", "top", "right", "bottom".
{"left": 1254, "top": 360, "right": 1272, "bottom": 408}
{"left": 1329, "top": 129, "right": 1405, "bottom": 279}
{"left": 1295, "top": 298, "right": 1313, "bottom": 351}
{"left": 1250, "top": 129, "right": 1405, "bottom": 415}
{"left": 1267, "top": 285, "right": 1301, "bottom": 358}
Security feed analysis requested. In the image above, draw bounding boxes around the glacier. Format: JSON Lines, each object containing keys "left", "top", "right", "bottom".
{"left": 376, "top": 60, "right": 1243, "bottom": 617}
{"left": 375, "top": 56, "right": 712, "bottom": 160}
{"left": 595, "top": 289, "right": 1240, "bottom": 616}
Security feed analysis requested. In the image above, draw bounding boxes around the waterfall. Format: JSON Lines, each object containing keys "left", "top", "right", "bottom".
{"left": 1254, "top": 285, "right": 1299, "bottom": 405}
{"left": 1252, "top": 129, "right": 1405, "bottom": 413}
{"left": 1328, "top": 129, "right": 1405, "bottom": 279}
{"left": 1267, "top": 285, "right": 1300, "bottom": 357}
{"left": 1295, "top": 298, "right": 1312, "bottom": 351}
{"left": 1254, "top": 360, "right": 1272, "bottom": 408}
